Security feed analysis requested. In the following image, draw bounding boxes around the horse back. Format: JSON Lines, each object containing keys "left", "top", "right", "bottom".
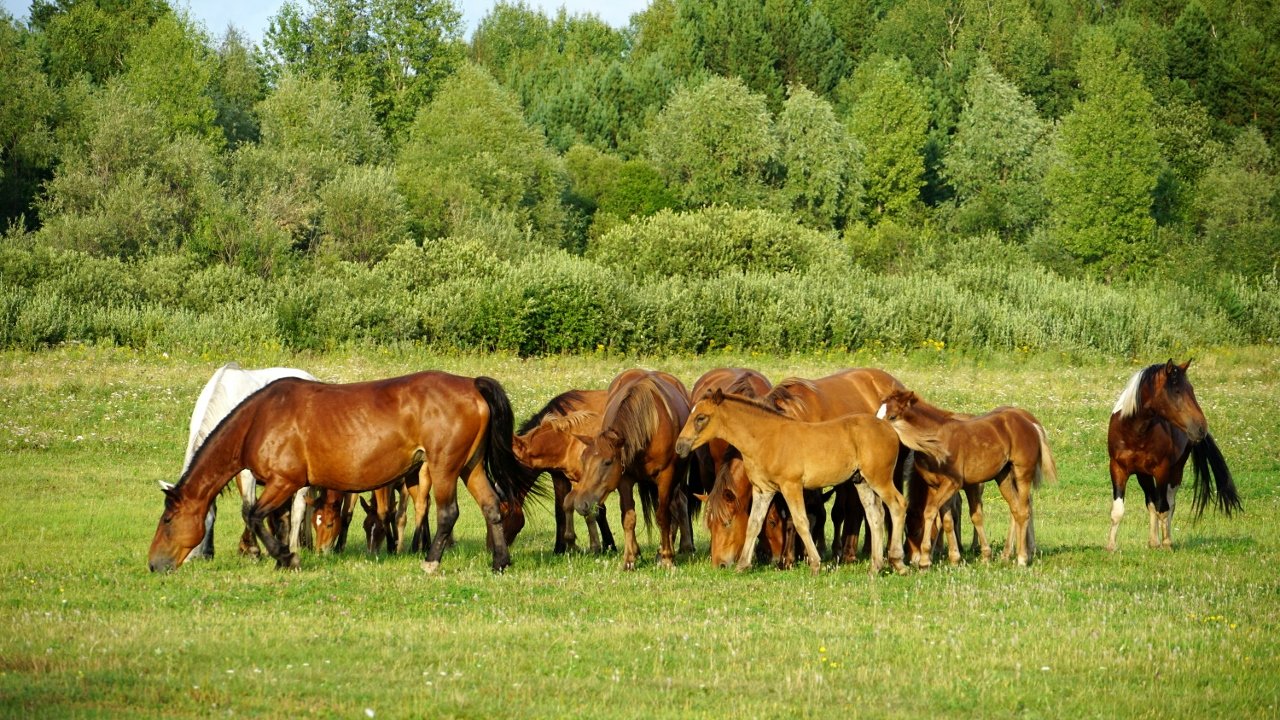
{"left": 811, "top": 367, "right": 907, "bottom": 418}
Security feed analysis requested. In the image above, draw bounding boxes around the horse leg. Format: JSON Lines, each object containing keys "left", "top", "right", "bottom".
{"left": 1106, "top": 461, "right": 1130, "bottom": 552}
{"left": 553, "top": 473, "right": 574, "bottom": 554}
{"left": 1135, "top": 473, "right": 1161, "bottom": 549}
{"left": 288, "top": 488, "right": 306, "bottom": 556}
{"left": 618, "top": 480, "right": 640, "bottom": 571}
{"left": 595, "top": 503, "right": 617, "bottom": 552}
{"left": 776, "top": 484, "right": 822, "bottom": 574}
{"left": 868, "top": 467, "right": 909, "bottom": 575}
{"left": 940, "top": 495, "right": 962, "bottom": 566}
{"left": 676, "top": 486, "right": 696, "bottom": 556}
{"left": 421, "top": 475, "right": 460, "bottom": 574}
{"left": 837, "top": 484, "right": 864, "bottom": 564}
{"left": 244, "top": 482, "right": 304, "bottom": 570}
{"left": 995, "top": 471, "right": 1032, "bottom": 566}
{"left": 965, "top": 485, "right": 991, "bottom": 561}
{"left": 736, "top": 489, "right": 776, "bottom": 572}
{"left": 236, "top": 470, "right": 261, "bottom": 558}
{"left": 409, "top": 478, "right": 432, "bottom": 554}
{"left": 462, "top": 461, "right": 512, "bottom": 573}
{"left": 852, "top": 481, "right": 886, "bottom": 575}
{"left": 1161, "top": 482, "right": 1179, "bottom": 549}
{"left": 654, "top": 472, "right": 677, "bottom": 569}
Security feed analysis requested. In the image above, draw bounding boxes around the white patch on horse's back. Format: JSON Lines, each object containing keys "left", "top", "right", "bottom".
{"left": 1112, "top": 368, "right": 1145, "bottom": 417}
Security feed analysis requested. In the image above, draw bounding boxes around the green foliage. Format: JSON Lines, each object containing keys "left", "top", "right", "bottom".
{"left": 33, "top": 0, "right": 169, "bottom": 86}
{"left": 588, "top": 205, "right": 846, "bottom": 280}
{"left": 119, "top": 12, "right": 220, "bottom": 143}
{"left": 1046, "top": 30, "right": 1162, "bottom": 278}
{"left": 0, "top": 15, "right": 58, "bottom": 226}
{"left": 209, "top": 27, "right": 267, "bottom": 147}
{"left": 396, "top": 62, "right": 567, "bottom": 244}
{"left": 257, "top": 73, "right": 387, "bottom": 165}
{"left": 315, "top": 165, "right": 410, "bottom": 265}
{"left": 775, "top": 84, "right": 860, "bottom": 230}
{"left": 841, "top": 57, "right": 929, "bottom": 221}
{"left": 1193, "top": 127, "right": 1279, "bottom": 278}
{"left": 646, "top": 75, "right": 778, "bottom": 208}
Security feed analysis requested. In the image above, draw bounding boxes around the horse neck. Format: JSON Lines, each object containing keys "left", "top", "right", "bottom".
{"left": 710, "top": 400, "right": 781, "bottom": 456}
{"left": 176, "top": 403, "right": 255, "bottom": 508}
{"left": 604, "top": 383, "right": 661, "bottom": 466}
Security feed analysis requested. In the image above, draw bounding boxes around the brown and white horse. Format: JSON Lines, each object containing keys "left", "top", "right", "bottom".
{"left": 1106, "top": 360, "right": 1240, "bottom": 551}
{"left": 149, "top": 372, "right": 542, "bottom": 573}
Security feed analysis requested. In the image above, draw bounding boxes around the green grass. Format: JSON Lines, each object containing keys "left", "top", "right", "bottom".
{"left": 1, "top": 345, "right": 1278, "bottom": 718}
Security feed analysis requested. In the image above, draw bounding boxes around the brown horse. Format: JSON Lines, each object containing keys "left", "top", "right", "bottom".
{"left": 514, "top": 390, "right": 616, "bottom": 554}
{"left": 567, "top": 369, "right": 694, "bottom": 570}
{"left": 1106, "top": 360, "right": 1240, "bottom": 551}
{"left": 307, "top": 489, "right": 353, "bottom": 553}
{"left": 675, "top": 389, "right": 903, "bottom": 575}
{"left": 690, "top": 368, "right": 793, "bottom": 569}
{"left": 877, "top": 389, "right": 1056, "bottom": 567}
{"left": 148, "top": 372, "right": 542, "bottom": 574}
{"left": 761, "top": 369, "right": 910, "bottom": 564}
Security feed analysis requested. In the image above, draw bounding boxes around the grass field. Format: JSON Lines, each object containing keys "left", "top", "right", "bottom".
{"left": 1, "top": 345, "right": 1277, "bottom": 719}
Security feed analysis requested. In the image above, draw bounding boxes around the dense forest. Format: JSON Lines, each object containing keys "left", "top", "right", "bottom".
{"left": 1, "top": 0, "right": 1277, "bottom": 356}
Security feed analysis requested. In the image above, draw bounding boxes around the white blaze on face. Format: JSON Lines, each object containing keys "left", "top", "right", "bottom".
{"left": 1111, "top": 497, "right": 1125, "bottom": 522}
{"left": 876, "top": 403, "right": 887, "bottom": 419}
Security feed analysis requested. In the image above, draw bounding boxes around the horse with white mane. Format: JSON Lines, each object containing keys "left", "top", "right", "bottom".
{"left": 177, "top": 362, "right": 316, "bottom": 561}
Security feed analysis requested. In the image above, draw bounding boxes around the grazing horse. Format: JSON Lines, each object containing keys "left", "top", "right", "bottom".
{"left": 1106, "top": 360, "right": 1240, "bottom": 552}
{"left": 180, "top": 363, "right": 315, "bottom": 561}
{"left": 567, "top": 370, "right": 694, "bottom": 570}
{"left": 760, "top": 369, "right": 911, "bottom": 564}
{"left": 690, "top": 368, "right": 793, "bottom": 569}
{"left": 675, "top": 389, "right": 903, "bottom": 575}
{"left": 148, "top": 372, "right": 542, "bottom": 574}
{"left": 514, "top": 390, "right": 616, "bottom": 553}
{"left": 877, "top": 390, "right": 1057, "bottom": 568}
{"left": 307, "top": 488, "right": 354, "bottom": 554}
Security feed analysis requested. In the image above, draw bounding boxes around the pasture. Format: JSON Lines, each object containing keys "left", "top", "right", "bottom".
{"left": 1, "top": 345, "right": 1277, "bottom": 718}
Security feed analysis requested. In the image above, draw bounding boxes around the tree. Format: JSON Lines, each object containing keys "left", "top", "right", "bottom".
{"left": 944, "top": 55, "right": 1050, "bottom": 237}
{"left": 776, "top": 84, "right": 859, "bottom": 229}
{"left": 646, "top": 75, "right": 778, "bottom": 209}
{"left": 119, "top": 12, "right": 220, "bottom": 142}
{"left": 1045, "top": 30, "right": 1162, "bottom": 278}
{"left": 842, "top": 57, "right": 929, "bottom": 221}
{"left": 1194, "top": 127, "right": 1279, "bottom": 278}
{"left": 257, "top": 73, "right": 386, "bottom": 165}
{"left": 210, "top": 27, "right": 268, "bottom": 147}
{"left": 32, "top": 0, "right": 169, "bottom": 86}
{"left": 0, "top": 14, "right": 59, "bottom": 226}
{"left": 395, "top": 62, "right": 567, "bottom": 243}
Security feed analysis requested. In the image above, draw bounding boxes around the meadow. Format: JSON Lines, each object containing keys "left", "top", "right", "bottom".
{"left": 1, "top": 345, "right": 1277, "bottom": 719}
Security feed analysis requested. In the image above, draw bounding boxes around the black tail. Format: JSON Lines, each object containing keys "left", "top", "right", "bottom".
{"left": 682, "top": 452, "right": 703, "bottom": 521}
{"left": 1190, "top": 433, "right": 1241, "bottom": 518}
{"left": 637, "top": 480, "right": 657, "bottom": 532}
{"left": 475, "top": 377, "right": 547, "bottom": 506}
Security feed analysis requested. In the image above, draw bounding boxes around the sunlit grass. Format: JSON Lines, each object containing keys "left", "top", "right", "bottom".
{"left": 1, "top": 346, "right": 1277, "bottom": 718}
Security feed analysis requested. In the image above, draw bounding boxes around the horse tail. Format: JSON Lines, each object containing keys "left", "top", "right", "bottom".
{"left": 683, "top": 453, "right": 703, "bottom": 521}
{"left": 637, "top": 480, "right": 657, "bottom": 532}
{"left": 1190, "top": 433, "right": 1241, "bottom": 518}
{"left": 1034, "top": 424, "right": 1058, "bottom": 487}
{"left": 475, "top": 377, "right": 547, "bottom": 505}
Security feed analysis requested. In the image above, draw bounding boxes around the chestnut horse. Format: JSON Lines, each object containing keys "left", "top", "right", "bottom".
{"left": 760, "top": 369, "right": 911, "bottom": 566}
{"left": 514, "top": 390, "right": 616, "bottom": 553}
{"left": 675, "top": 389, "right": 903, "bottom": 575}
{"left": 690, "top": 368, "right": 793, "bottom": 569}
{"left": 148, "top": 372, "right": 542, "bottom": 574}
{"left": 180, "top": 363, "right": 315, "bottom": 561}
{"left": 877, "top": 390, "right": 1056, "bottom": 567}
{"left": 1106, "top": 360, "right": 1240, "bottom": 551}
{"left": 568, "top": 370, "right": 694, "bottom": 570}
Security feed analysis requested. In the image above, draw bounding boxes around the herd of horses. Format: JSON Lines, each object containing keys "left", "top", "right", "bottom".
{"left": 147, "top": 360, "right": 1242, "bottom": 575}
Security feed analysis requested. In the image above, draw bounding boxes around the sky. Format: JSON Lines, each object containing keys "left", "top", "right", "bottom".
{"left": 1, "top": 1, "right": 652, "bottom": 45}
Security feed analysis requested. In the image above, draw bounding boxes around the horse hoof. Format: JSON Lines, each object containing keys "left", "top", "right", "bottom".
{"left": 275, "top": 553, "right": 299, "bottom": 570}
{"left": 421, "top": 560, "right": 441, "bottom": 574}
{"left": 623, "top": 561, "right": 636, "bottom": 571}
{"left": 657, "top": 557, "right": 675, "bottom": 570}
{"left": 892, "top": 563, "right": 910, "bottom": 576}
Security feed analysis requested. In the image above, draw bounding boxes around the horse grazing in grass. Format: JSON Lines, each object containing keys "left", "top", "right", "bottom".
{"left": 1106, "top": 360, "right": 1240, "bottom": 552}
{"left": 567, "top": 370, "right": 694, "bottom": 570}
{"left": 690, "top": 368, "right": 794, "bottom": 569}
{"left": 878, "top": 390, "right": 1056, "bottom": 568}
{"left": 761, "top": 369, "right": 911, "bottom": 566}
{"left": 307, "top": 488, "right": 353, "bottom": 554}
{"left": 514, "top": 390, "right": 616, "bottom": 554}
{"left": 676, "top": 389, "right": 903, "bottom": 575}
{"left": 179, "top": 363, "right": 316, "bottom": 561}
{"left": 149, "top": 372, "right": 542, "bottom": 574}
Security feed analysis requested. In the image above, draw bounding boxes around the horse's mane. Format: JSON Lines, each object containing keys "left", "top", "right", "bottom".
{"left": 605, "top": 378, "right": 665, "bottom": 467}
{"left": 1112, "top": 364, "right": 1160, "bottom": 418}
{"left": 762, "top": 378, "right": 817, "bottom": 414}
{"left": 544, "top": 411, "right": 600, "bottom": 434}
{"left": 718, "top": 392, "right": 789, "bottom": 417}
{"left": 518, "top": 390, "right": 591, "bottom": 435}
{"left": 725, "top": 373, "right": 768, "bottom": 398}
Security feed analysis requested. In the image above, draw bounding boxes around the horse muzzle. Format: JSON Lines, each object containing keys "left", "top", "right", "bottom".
{"left": 148, "top": 555, "right": 176, "bottom": 573}
{"left": 674, "top": 438, "right": 693, "bottom": 458}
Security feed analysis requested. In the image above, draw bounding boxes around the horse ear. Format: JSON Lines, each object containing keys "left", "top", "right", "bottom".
{"left": 573, "top": 434, "right": 595, "bottom": 448}
{"left": 1165, "top": 358, "right": 1177, "bottom": 372}
{"left": 602, "top": 428, "right": 622, "bottom": 447}
{"left": 1181, "top": 358, "right": 1193, "bottom": 371}
{"left": 711, "top": 388, "right": 725, "bottom": 403}
{"left": 694, "top": 492, "right": 708, "bottom": 503}
{"left": 158, "top": 480, "right": 175, "bottom": 492}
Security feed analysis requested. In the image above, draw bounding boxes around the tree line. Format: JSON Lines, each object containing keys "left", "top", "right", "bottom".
{"left": 0, "top": 0, "right": 1277, "bottom": 355}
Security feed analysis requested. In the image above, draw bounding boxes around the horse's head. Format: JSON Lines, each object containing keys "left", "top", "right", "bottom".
{"left": 360, "top": 496, "right": 388, "bottom": 553}
{"left": 569, "top": 429, "right": 625, "bottom": 517}
{"left": 148, "top": 482, "right": 206, "bottom": 572}
{"left": 703, "top": 455, "right": 754, "bottom": 568}
{"left": 876, "top": 389, "right": 919, "bottom": 424}
{"left": 675, "top": 389, "right": 726, "bottom": 458}
{"left": 1149, "top": 359, "right": 1207, "bottom": 442}
{"left": 308, "top": 490, "right": 348, "bottom": 554}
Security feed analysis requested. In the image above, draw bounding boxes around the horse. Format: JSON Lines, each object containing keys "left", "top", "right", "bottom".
{"left": 675, "top": 389, "right": 903, "bottom": 575}
{"left": 1106, "top": 360, "right": 1240, "bottom": 552}
{"left": 179, "top": 363, "right": 316, "bottom": 562}
{"left": 148, "top": 372, "right": 543, "bottom": 574}
{"left": 307, "top": 488, "right": 354, "bottom": 554}
{"left": 877, "top": 389, "right": 1057, "bottom": 568}
{"left": 689, "top": 368, "right": 794, "bottom": 569}
{"left": 514, "top": 390, "right": 616, "bottom": 554}
{"left": 567, "top": 369, "right": 695, "bottom": 570}
{"left": 760, "top": 369, "right": 911, "bottom": 564}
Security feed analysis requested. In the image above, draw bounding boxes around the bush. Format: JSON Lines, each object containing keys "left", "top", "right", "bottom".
{"left": 315, "top": 165, "right": 410, "bottom": 265}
